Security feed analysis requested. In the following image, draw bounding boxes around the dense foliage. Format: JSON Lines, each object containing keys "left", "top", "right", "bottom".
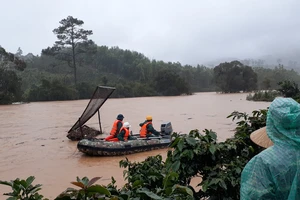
{"left": 277, "top": 80, "right": 300, "bottom": 100}
{"left": 0, "top": 176, "right": 47, "bottom": 200}
{"left": 3, "top": 16, "right": 300, "bottom": 103}
{"left": 26, "top": 79, "right": 79, "bottom": 101}
{"left": 213, "top": 61, "right": 257, "bottom": 93}
{"left": 21, "top": 45, "right": 211, "bottom": 100}
{"left": 253, "top": 65, "right": 300, "bottom": 90}
{"left": 17, "top": 46, "right": 300, "bottom": 103}
{"left": 164, "top": 108, "right": 267, "bottom": 199}
{"left": 0, "top": 68, "right": 22, "bottom": 104}
{"left": 1, "top": 108, "right": 268, "bottom": 199}
{"left": 246, "top": 90, "right": 281, "bottom": 102}
{"left": 0, "top": 46, "right": 26, "bottom": 104}
{"left": 247, "top": 80, "right": 300, "bottom": 102}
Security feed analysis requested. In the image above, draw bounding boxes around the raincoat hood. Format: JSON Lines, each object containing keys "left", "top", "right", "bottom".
{"left": 266, "top": 97, "right": 300, "bottom": 148}
{"left": 241, "top": 97, "right": 300, "bottom": 199}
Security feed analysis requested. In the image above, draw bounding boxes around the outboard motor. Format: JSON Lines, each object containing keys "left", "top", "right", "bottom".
{"left": 160, "top": 122, "right": 173, "bottom": 135}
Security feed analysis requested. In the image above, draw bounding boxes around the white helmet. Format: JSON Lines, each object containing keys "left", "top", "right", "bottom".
{"left": 123, "top": 122, "right": 131, "bottom": 128}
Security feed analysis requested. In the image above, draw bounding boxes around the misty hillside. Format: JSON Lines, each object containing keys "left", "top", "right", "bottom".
{"left": 203, "top": 51, "right": 300, "bottom": 72}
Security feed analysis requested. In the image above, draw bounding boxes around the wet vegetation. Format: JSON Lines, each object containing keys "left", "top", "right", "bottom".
{"left": 246, "top": 90, "right": 281, "bottom": 102}
{"left": 247, "top": 80, "right": 300, "bottom": 102}
{"left": 2, "top": 16, "right": 300, "bottom": 104}
{"left": 0, "top": 16, "right": 298, "bottom": 198}
{"left": 214, "top": 61, "right": 257, "bottom": 93}
{"left": 0, "top": 108, "right": 267, "bottom": 199}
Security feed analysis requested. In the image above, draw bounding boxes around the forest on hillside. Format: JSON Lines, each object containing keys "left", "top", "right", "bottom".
{"left": 1, "top": 16, "right": 300, "bottom": 104}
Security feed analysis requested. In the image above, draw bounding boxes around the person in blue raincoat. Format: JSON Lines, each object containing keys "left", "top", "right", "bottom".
{"left": 240, "top": 97, "right": 300, "bottom": 199}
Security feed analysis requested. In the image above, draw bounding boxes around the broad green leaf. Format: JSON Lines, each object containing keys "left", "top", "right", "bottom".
{"left": 208, "top": 131, "right": 217, "bottom": 140}
{"left": 172, "top": 184, "right": 194, "bottom": 197}
{"left": 28, "top": 185, "right": 42, "bottom": 194}
{"left": 54, "top": 196, "right": 73, "bottom": 200}
{"left": 249, "top": 145, "right": 254, "bottom": 153}
{"left": 201, "top": 181, "right": 208, "bottom": 192}
{"left": 137, "top": 189, "right": 162, "bottom": 200}
{"left": 182, "top": 149, "right": 194, "bottom": 159}
{"left": 165, "top": 187, "right": 172, "bottom": 196}
{"left": 186, "top": 137, "right": 197, "bottom": 146}
{"left": 25, "top": 176, "right": 35, "bottom": 186}
{"left": 203, "top": 136, "right": 209, "bottom": 143}
{"left": 209, "top": 144, "right": 216, "bottom": 154}
{"left": 87, "top": 177, "right": 101, "bottom": 187}
{"left": 118, "top": 193, "right": 129, "bottom": 200}
{"left": 3, "top": 192, "right": 15, "bottom": 197}
{"left": 169, "top": 137, "right": 180, "bottom": 148}
{"left": 81, "top": 177, "right": 89, "bottom": 186}
{"left": 0, "top": 180, "right": 13, "bottom": 187}
{"left": 7, "top": 197, "right": 18, "bottom": 200}
{"left": 219, "top": 179, "right": 227, "bottom": 190}
{"left": 132, "top": 180, "right": 143, "bottom": 188}
{"left": 86, "top": 185, "right": 111, "bottom": 196}
{"left": 170, "top": 161, "right": 180, "bottom": 171}
{"left": 208, "top": 178, "right": 219, "bottom": 186}
{"left": 177, "top": 139, "right": 184, "bottom": 151}
{"left": 163, "top": 171, "right": 178, "bottom": 188}
{"left": 19, "top": 180, "right": 27, "bottom": 189}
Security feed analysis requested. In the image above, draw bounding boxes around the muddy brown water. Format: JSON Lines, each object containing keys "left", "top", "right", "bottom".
{"left": 0, "top": 92, "right": 270, "bottom": 199}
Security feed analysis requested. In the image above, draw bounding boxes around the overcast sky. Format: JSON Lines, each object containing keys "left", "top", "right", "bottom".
{"left": 1, "top": 0, "right": 300, "bottom": 65}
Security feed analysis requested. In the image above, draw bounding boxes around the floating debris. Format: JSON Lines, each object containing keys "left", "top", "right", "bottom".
{"left": 67, "top": 125, "right": 101, "bottom": 141}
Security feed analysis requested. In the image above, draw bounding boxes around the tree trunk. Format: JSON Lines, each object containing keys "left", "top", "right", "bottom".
{"left": 72, "top": 42, "right": 77, "bottom": 85}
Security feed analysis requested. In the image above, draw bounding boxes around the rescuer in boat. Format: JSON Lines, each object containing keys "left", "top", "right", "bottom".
{"left": 105, "top": 114, "right": 124, "bottom": 141}
{"left": 117, "top": 122, "right": 136, "bottom": 141}
{"left": 139, "top": 115, "right": 160, "bottom": 138}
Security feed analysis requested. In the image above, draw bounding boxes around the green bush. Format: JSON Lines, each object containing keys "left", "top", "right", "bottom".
{"left": 0, "top": 176, "right": 47, "bottom": 200}
{"left": 76, "top": 82, "right": 95, "bottom": 99}
{"left": 0, "top": 68, "right": 22, "bottom": 104}
{"left": 25, "top": 79, "right": 79, "bottom": 101}
{"left": 246, "top": 90, "right": 281, "bottom": 102}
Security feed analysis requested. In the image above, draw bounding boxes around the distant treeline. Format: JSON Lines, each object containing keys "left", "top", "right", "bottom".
{"left": 2, "top": 15, "right": 300, "bottom": 104}
{"left": 2, "top": 45, "right": 300, "bottom": 104}
{"left": 21, "top": 45, "right": 211, "bottom": 100}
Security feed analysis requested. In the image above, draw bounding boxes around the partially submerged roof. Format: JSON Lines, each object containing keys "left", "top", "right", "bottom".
{"left": 68, "top": 86, "right": 116, "bottom": 133}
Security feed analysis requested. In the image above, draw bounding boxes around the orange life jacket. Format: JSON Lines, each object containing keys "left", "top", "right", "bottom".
{"left": 110, "top": 120, "right": 123, "bottom": 136}
{"left": 140, "top": 122, "right": 152, "bottom": 137}
{"left": 119, "top": 127, "right": 130, "bottom": 141}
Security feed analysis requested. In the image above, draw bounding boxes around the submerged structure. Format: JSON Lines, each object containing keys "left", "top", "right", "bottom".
{"left": 67, "top": 86, "right": 116, "bottom": 141}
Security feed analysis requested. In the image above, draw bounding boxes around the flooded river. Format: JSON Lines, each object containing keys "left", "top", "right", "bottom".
{"left": 0, "top": 92, "right": 270, "bottom": 199}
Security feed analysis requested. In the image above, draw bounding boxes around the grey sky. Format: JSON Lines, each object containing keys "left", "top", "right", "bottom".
{"left": 1, "top": 0, "right": 300, "bottom": 65}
